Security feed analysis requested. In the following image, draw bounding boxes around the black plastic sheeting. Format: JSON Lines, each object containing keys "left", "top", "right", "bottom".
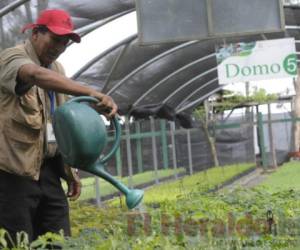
{"left": 1, "top": 2, "right": 299, "bottom": 126}
{"left": 73, "top": 33, "right": 283, "bottom": 118}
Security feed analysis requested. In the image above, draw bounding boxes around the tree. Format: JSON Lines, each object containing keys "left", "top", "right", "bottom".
{"left": 194, "top": 101, "right": 219, "bottom": 167}
{"left": 193, "top": 87, "right": 278, "bottom": 167}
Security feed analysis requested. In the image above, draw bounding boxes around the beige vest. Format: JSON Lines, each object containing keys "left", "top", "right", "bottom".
{"left": 0, "top": 40, "right": 67, "bottom": 180}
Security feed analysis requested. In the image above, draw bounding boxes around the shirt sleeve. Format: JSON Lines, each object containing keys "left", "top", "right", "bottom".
{"left": 53, "top": 61, "right": 71, "bottom": 103}
{"left": 0, "top": 48, "right": 35, "bottom": 95}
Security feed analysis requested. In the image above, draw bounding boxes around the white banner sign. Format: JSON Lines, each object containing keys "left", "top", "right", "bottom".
{"left": 216, "top": 38, "right": 297, "bottom": 84}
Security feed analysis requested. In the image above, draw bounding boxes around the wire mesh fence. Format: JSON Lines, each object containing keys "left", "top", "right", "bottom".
{"left": 77, "top": 109, "right": 264, "bottom": 205}
{"left": 74, "top": 101, "right": 296, "bottom": 205}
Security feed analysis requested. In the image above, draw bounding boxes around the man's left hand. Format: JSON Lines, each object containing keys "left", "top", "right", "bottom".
{"left": 64, "top": 165, "right": 82, "bottom": 201}
{"left": 67, "top": 178, "right": 81, "bottom": 201}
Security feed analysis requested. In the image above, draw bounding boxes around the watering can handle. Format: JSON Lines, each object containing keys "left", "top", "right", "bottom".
{"left": 67, "top": 96, "right": 121, "bottom": 164}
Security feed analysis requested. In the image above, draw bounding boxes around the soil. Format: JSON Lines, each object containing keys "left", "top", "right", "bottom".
{"left": 219, "top": 167, "right": 268, "bottom": 192}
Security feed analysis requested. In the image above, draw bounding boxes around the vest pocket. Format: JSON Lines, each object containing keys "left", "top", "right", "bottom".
{"left": 2, "top": 118, "right": 41, "bottom": 176}
{"left": 12, "top": 86, "right": 43, "bottom": 130}
{"left": 5, "top": 118, "right": 40, "bottom": 143}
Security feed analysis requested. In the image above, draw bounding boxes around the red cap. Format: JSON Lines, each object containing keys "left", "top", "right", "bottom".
{"left": 22, "top": 9, "right": 81, "bottom": 43}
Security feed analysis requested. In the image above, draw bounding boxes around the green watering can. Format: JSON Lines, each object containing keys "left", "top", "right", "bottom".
{"left": 53, "top": 96, "right": 144, "bottom": 209}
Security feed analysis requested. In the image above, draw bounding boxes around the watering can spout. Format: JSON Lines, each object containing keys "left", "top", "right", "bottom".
{"left": 53, "top": 96, "right": 144, "bottom": 209}
{"left": 88, "top": 161, "right": 144, "bottom": 209}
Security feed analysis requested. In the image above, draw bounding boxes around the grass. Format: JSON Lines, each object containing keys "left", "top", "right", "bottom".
{"left": 66, "top": 162, "right": 300, "bottom": 249}
{"left": 143, "top": 163, "right": 254, "bottom": 204}
{"left": 108, "top": 163, "right": 255, "bottom": 206}
{"left": 68, "top": 184, "right": 300, "bottom": 249}
{"left": 69, "top": 168, "right": 185, "bottom": 201}
{"left": 260, "top": 161, "right": 300, "bottom": 191}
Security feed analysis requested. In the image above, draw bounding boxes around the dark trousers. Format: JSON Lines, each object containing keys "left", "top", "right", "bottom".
{"left": 0, "top": 156, "right": 70, "bottom": 244}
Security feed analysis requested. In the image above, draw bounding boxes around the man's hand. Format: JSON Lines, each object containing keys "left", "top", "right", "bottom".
{"left": 90, "top": 91, "right": 118, "bottom": 118}
{"left": 67, "top": 178, "right": 81, "bottom": 201}
{"left": 64, "top": 166, "right": 82, "bottom": 201}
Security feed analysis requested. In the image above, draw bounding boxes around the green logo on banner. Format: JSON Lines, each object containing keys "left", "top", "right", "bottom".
{"left": 283, "top": 54, "right": 297, "bottom": 75}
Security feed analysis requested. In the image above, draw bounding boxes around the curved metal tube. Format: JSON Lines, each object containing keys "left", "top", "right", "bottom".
{"left": 107, "top": 40, "right": 200, "bottom": 95}
{"left": 175, "top": 77, "right": 218, "bottom": 111}
{"left": 133, "top": 53, "right": 216, "bottom": 106}
{"left": 72, "top": 34, "right": 137, "bottom": 79}
{"left": 162, "top": 67, "right": 217, "bottom": 104}
{"left": 0, "top": 0, "right": 30, "bottom": 17}
{"left": 176, "top": 85, "right": 224, "bottom": 113}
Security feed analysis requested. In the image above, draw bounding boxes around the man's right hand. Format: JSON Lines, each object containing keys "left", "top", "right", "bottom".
{"left": 89, "top": 91, "right": 118, "bottom": 118}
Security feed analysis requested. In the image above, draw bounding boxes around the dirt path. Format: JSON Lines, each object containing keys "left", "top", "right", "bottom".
{"left": 220, "top": 167, "right": 267, "bottom": 191}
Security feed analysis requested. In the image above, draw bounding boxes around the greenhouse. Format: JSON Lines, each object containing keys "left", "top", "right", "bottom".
{"left": 1, "top": 0, "right": 300, "bottom": 249}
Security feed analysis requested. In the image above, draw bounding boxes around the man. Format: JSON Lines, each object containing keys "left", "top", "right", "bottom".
{"left": 0, "top": 9, "right": 118, "bottom": 243}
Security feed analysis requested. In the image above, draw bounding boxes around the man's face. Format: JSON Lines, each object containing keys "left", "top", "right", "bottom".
{"left": 31, "top": 30, "right": 70, "bottom": 67}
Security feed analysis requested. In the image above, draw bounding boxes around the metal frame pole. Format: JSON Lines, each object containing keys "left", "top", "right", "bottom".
{"left": 170, "top": 121, "right": 178, "bottom": 179}
{"left": 115, "top": 147, "right": 122, "bottom": 176}
{"left": 187, "top": 129, "right": 193, "bottom": 175}
{"left": 125, "top": 116, "right": 134, "bottom": 188}
{"left": 24, "top": 0, "right": 32, "bottom": 23}
{"left": 0, "top": 0, "right": 30, "bottom": 17}
{"left": 267, "top": 103, "right": 278, "bottom": 168}
{"left": 0, "top": 17, "right": 4, "bottom": 49}
{"left": 135, "top": 121, "right": 143, "bottom": 173}
{"left": 257, "top": 111, "right": 268, "bottom": 169}
{"left": 150, "top": 117, "right": 159, "bottom": 184}
{"left": 160, "top": 119, "right": 169, "bottom": 169}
